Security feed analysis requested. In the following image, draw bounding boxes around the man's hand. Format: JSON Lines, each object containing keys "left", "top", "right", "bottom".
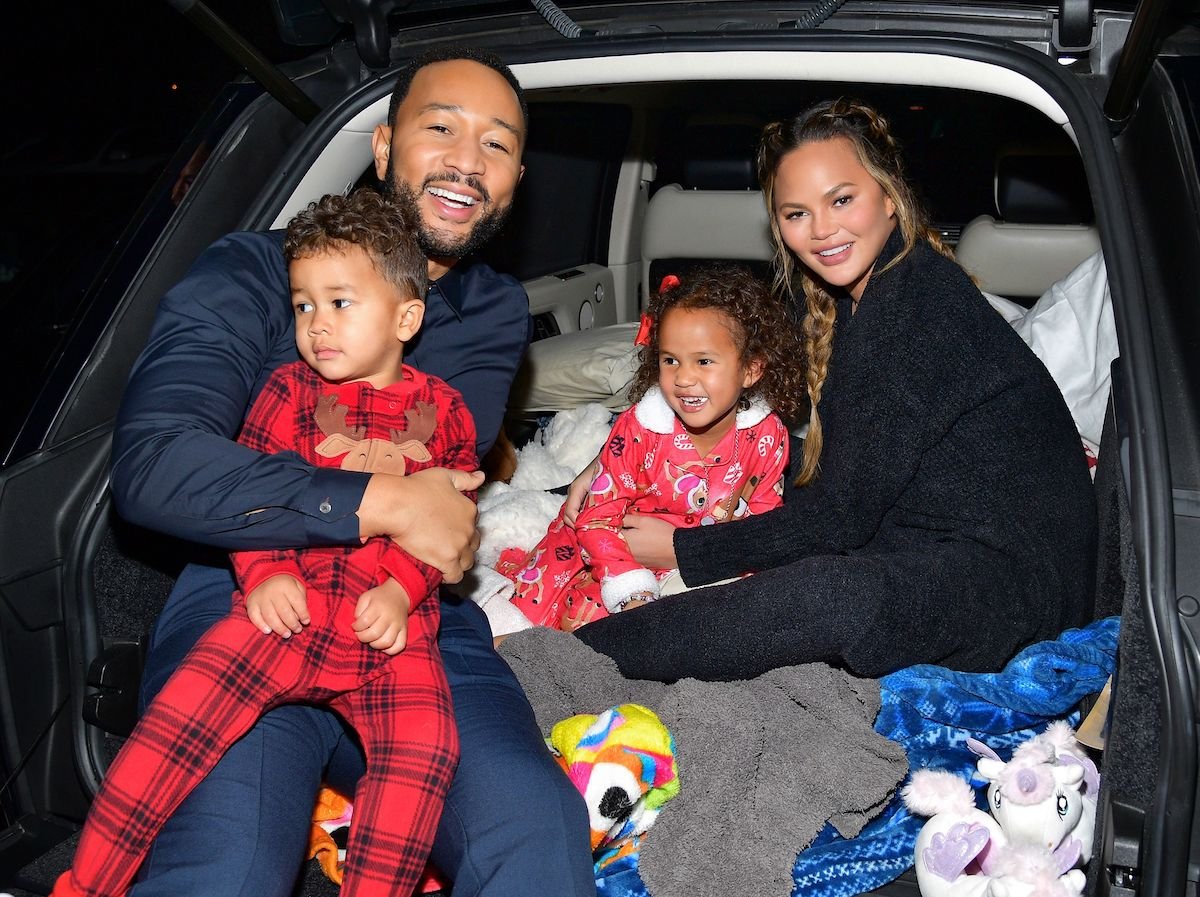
{"left": 623, "top": 514, "right": 680, "bottom": 569}
{"left": 358, "top": 467, "right": 484, "bottom": 583}
{"left": 562, "top": 456, "right": 600, "bottom": 527}
{"left": 353, "top": 578, "right": 412, "bottom": 655}
{"left": 246, "top": 574, "right": 310, "bottom": 638}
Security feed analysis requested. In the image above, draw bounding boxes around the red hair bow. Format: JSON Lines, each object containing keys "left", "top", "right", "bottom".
{"left": 635, "top": 274, "right": 680, "bottom": 346}
{"left": 635, "top": 312, "right": 653, "bottom": 347}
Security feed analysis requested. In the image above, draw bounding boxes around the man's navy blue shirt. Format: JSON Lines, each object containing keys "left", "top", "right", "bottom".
{"left": 110, "top": 230, "right": 531, "bottom": 551}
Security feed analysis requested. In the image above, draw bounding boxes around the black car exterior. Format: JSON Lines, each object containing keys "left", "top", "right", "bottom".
{"left": 1, "top": 3, "right": 1197, "bottom": 895}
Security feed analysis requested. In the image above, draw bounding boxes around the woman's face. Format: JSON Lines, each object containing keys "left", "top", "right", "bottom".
{"left": 772, "top": 136, "right": 897, "bottom": 302}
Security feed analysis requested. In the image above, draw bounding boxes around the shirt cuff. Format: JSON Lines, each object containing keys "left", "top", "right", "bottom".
{"left": 303, "top": 467, "right": 371, "bottom": 546}
{"left": 379, "top": 555, "right": 433, "bottom": 612}
{"left": 239, "top": 562, "right": 304, "bottom": 597}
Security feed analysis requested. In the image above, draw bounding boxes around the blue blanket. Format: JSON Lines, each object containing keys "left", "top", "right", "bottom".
{"left": 596, "top": 616, "right": 1120, "bottom": 897}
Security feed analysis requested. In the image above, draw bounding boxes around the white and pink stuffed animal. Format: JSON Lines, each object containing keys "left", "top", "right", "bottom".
{"left": 904, "top": 723, "right": 1099, "bottom": 897}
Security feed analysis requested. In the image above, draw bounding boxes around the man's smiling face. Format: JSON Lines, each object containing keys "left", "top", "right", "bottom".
{"left": 373, "top": 58, "right": 525, "bottom": 275}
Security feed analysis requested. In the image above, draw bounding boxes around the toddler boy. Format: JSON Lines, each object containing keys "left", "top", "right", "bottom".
{"left": 55, "top": 189, "right": 475, "bottom": 897}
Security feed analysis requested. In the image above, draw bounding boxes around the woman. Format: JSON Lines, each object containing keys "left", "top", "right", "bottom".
{"left": 574, "top": 99, "right": 1097, "bottom": 680}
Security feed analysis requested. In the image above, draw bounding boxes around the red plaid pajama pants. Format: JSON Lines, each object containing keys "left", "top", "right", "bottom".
{"left": 54, "top": 595, "right": 457, "bottom": 897}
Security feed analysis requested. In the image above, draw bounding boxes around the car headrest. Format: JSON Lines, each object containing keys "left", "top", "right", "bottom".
{"left": 994, "top": 153, "right": 1093, "bottom": 224}
{"left": 641, "top": 183, "right": 773, "bottom": 300}
{"left": 642, "top": 184, "right": 772, "bottom": 261}
{"left": 955, "top": 151, "right": 1099, "bottom": 301}
{"left": 680, "top": 122, "right": 763, "bottom": 190}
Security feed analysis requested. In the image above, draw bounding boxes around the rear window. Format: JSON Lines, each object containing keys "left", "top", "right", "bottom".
{"left": 479, "top": 102, "right": 631, "bottom": 279}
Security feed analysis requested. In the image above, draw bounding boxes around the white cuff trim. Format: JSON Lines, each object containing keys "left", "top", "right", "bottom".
{"left": 601, "top": 568, "right": 661, "bottom": 613}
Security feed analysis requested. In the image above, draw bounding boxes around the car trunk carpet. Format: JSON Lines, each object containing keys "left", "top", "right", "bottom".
{"left": 10, "top": 837, "right": 346, "bottom": 897}
{"left": 498, "top": 627, "right": 908, "bottom": 897}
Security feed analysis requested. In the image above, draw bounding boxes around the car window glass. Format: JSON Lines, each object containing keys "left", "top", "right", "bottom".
{"left": 478, "top": 103, "right": 631, "bottom": 279}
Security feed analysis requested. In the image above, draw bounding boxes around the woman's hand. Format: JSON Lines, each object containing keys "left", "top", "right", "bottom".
{"left": 622, "top": 514, "right": 679, "bottom": 570}
{"left": 358, "top": 468, "right": 484, "bottom": 582}
{"left": 562, "top": 456, "right": 601, "bottom": 527}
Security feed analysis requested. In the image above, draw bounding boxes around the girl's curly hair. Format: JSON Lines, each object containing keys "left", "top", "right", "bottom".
{"left": 627, "top": 265, "right": 807, "bottom": 425}
{"left": 283, "top": 189, "right": 428, "bottom": 300}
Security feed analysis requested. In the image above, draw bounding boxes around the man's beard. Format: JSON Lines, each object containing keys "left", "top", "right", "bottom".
{"left": 384, "top": 164, "right": 512, "bottom": 261}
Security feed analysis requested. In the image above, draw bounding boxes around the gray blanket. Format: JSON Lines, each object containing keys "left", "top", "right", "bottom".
{"left": 498, "top": 628, "right": 908, "bottom": 897}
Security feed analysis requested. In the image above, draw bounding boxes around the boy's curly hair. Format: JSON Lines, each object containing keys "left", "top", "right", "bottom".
{"left": 627, "top": 265, "right": 807, "bottom": 425}
{"left": 283, "top": 189, "right": 428, "bottom": 300}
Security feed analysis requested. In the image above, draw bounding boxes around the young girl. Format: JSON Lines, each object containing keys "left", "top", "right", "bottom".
{"left": 575, "top": 99, "right": 1095, "bottom": 682}
{"left": 499, "top": 266, "right": 806, "bottom": 632}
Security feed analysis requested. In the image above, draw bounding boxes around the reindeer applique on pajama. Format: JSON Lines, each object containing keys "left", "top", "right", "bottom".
{"left": 500, "top": 386, "right": 788, "bottom": 631}
{"left": 56, "top": 362, "right": 476, "bottom": 897}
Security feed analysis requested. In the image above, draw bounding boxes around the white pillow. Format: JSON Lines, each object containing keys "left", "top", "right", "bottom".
{"left": 509, "top": 322, "right": 640, "bottom": 414}
{"left": 984, "top": 250, "right": 1116, "bottom": 452}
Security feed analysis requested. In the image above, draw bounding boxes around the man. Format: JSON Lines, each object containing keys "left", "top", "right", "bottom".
{"left": 109, "top": 47, "right": 595, "bottom": 897}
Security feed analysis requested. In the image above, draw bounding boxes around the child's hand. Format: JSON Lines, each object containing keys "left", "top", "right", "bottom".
{"left": 246, "top": 574, "right": 310, "bottom": 638}
{"left": 618, "top": 592, "right": 656, "bottom": 613}
{"left": 562, "top": 456, "right": 601, "bottom": 527}
{"left": 353, "top": 578, "right": 412, "bottom": 655}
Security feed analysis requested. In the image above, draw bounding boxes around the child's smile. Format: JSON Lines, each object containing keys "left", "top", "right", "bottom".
{"left": 657, "top": 306, "right": 763, "bottom": 455}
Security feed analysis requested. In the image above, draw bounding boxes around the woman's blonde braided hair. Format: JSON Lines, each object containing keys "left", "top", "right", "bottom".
{"left": 757, "top": 99, "right": 954, "bottom": 485}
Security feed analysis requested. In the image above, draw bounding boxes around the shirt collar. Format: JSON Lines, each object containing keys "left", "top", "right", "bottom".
{"left": 329, "top": 366, "right": 425, "bottom": 400}
{"left": 427, "top": 262, "right": 470, "bottom": 321}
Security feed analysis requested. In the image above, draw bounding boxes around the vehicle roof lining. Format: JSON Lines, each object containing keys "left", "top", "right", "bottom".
{"left": 271, "top": 49, "right": 1075, "bottom": 229}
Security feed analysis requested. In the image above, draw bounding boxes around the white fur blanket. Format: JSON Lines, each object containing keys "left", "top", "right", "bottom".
{"left": 448, "top": 403, "right": 615, "bottom": 634}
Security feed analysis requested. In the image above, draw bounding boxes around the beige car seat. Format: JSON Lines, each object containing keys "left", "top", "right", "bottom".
{"left": 955, "top": 151, "right": 1100, "bottom": 302}
{"left": 639, "top": 183, "right": 773, "bottom": 300}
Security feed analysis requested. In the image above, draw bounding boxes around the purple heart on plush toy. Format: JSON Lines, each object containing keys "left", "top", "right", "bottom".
{"left": 923, "top": 821, "right": 991, "bottom": 881}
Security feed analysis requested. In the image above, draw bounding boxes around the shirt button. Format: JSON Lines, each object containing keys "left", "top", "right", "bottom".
{"left": 319, "top": 500, "right": 333, "bottom": 514}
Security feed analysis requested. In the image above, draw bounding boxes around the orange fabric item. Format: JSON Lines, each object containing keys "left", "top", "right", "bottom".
{"left": 308, "top": 787, "right": 448, "bottom": 893}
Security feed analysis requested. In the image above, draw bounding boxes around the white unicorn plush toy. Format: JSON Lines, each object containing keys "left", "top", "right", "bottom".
{"left": 903, "top": 723, "right": 1100, "bottom": 897}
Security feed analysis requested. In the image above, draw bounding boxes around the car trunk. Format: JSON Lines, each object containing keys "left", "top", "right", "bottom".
{"left": 2, "top": 3, "right": 1198, "bottom": 895}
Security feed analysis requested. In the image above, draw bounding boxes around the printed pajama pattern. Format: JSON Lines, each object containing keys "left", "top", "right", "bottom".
{"left": 64, "top": 605, "right": 454, "bottom": 897}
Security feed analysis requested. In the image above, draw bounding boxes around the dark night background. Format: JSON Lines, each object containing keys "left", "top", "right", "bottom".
{"left": 1, "top": 2, "right": 310, "bottom": 382}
